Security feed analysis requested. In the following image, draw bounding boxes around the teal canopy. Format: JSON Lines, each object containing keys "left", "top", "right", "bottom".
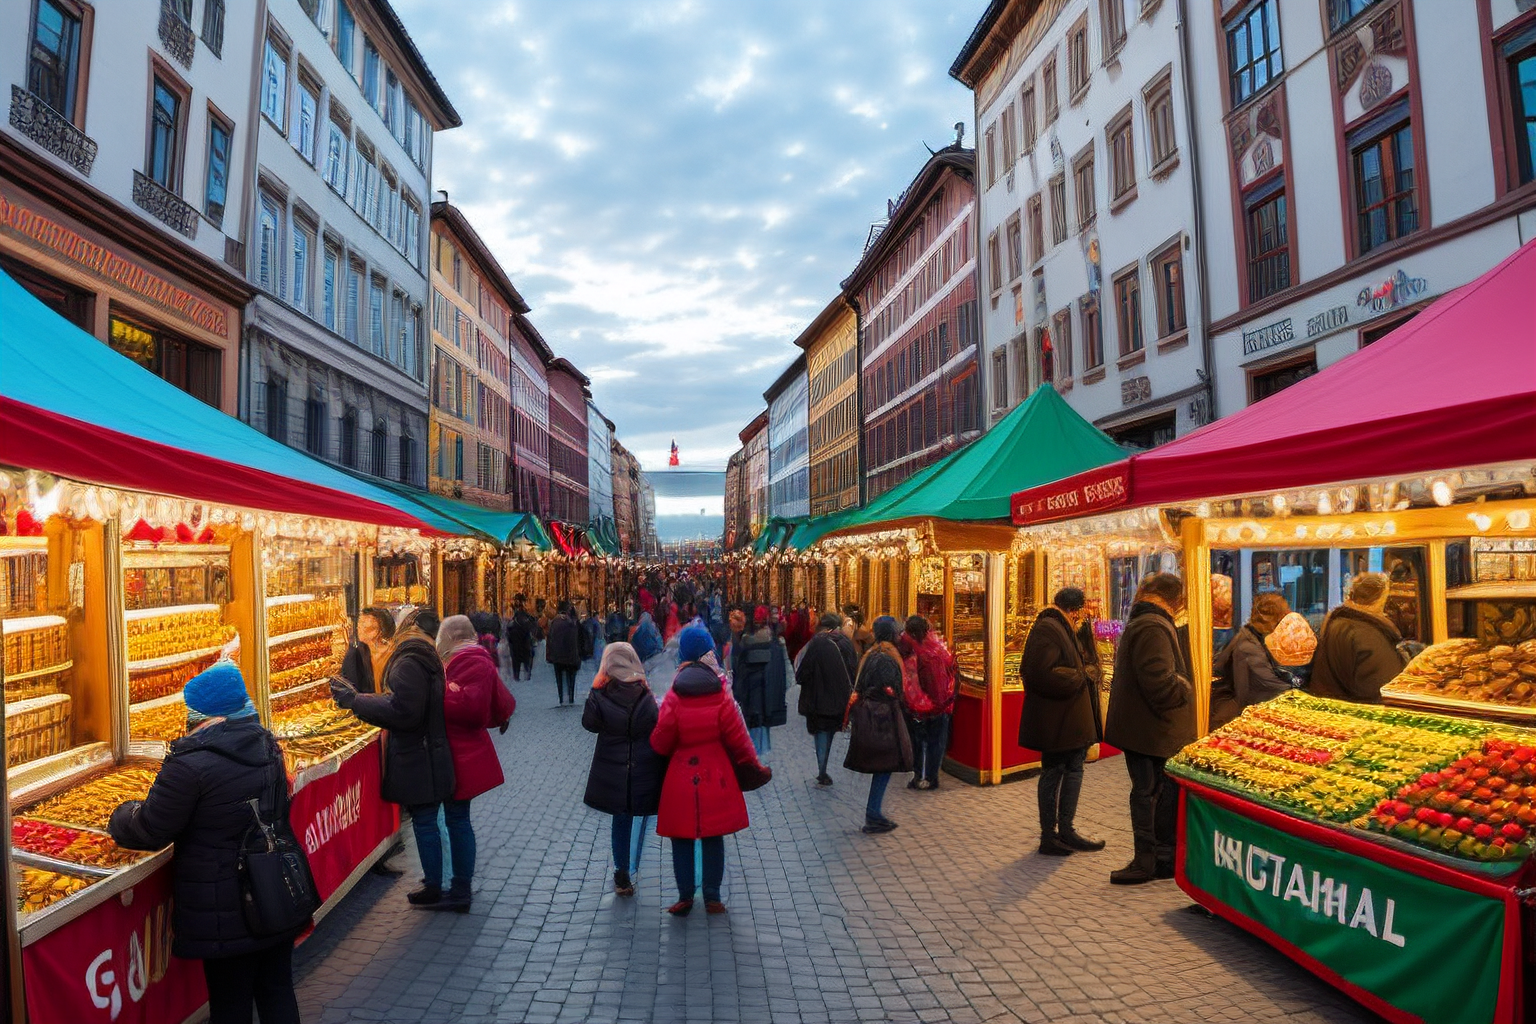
{"left": 371, "top": 481, "right": 551, "bottom": 550}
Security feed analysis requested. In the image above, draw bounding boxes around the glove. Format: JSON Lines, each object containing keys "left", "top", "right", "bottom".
{"left": 329, "top": 676, "right": 358, "bottom": 709}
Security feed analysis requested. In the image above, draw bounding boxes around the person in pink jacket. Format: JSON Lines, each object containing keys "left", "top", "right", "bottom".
{"left": 433, "top": 615, "right": 515, "bottom": 912}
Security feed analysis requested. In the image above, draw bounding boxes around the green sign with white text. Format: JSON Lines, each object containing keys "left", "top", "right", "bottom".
{"left": 1183, "top": 793, "right": 1507, "bottom": 1024}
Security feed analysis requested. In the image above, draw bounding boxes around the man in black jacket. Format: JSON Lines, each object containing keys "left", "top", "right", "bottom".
{"left": 796, "top": 613, "right": 858, "bottom": 787}
{"left": 1019, "top": 588, "right": 1105, "bottom": 856}
{"left": 506, "top": 593, "right": 537, "bottom": 681}
{"left": 1104, "top": 574, "right": 1196, "bottom": 885}
{"left": 545, "top": 601, "right": 583, "bottom": 706}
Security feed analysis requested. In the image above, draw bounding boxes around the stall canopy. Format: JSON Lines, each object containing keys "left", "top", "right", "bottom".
{"left": 1011, "top": 239, "right": 1536, "bottom": 524}
{"left": 369, "top": 481, "right": 551, "bottom": 550}
{"left": 0, "top": 269, "right": 463, "bottom": 534}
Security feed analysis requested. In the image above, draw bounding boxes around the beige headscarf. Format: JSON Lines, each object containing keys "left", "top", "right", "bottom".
{"left": 594, "top": 642, "right": 647, "bottom": 689}
{"left": 436, "top": 614, "right": 479, "bottom": 662}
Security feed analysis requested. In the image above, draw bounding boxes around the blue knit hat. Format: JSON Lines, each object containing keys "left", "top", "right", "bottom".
{"left": 184, "top": 661, "right": 255, "bottom": 719}
{"left": 678, "top": 624, "right": 714, "bottom": 664}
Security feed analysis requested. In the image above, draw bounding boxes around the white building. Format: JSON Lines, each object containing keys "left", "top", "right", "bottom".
{"left": 242, "top": 0, "right": 459, "bottom": 487}
{"left": 764, "top": 353, "right": 810, "bottom": 519}
{"left": 952, "top": 0, "right": 1212, "bottom": 448}
{"left": 1187, "top": 0, "right": 1536, "bottom": 416}
{"left": 1, "top": 0, "right": 260, "bottom": 414}
{"left": 587, "top": 401, "right": 615, "bottom": 536}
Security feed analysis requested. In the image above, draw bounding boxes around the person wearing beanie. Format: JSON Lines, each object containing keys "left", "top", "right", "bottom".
{"left": 111, "top": 662, "right": 310, "bottom": 1024}
{"left": 844, "top": 616, "right": 912, "bottom": 833}
{"left": 1208, "top": 592, "right": 1296, "bottom": 729}
{"left": 583, "top": 642, "right": 664, "bottom": 897}
{"left": 730, "top": 605, "right": 789, "bottom": 754}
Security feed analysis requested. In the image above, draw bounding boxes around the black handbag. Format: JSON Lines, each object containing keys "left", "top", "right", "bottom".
{"left": 844, "top": 694, "right": 914, "bottom": 774}
{"left": 237, "top": 756, "right": 319, "bottom": 937}
{"left": 734, "top": 760, "right": 773, "bottom": 792}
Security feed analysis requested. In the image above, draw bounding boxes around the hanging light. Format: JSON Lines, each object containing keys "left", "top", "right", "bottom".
{"left": 1431, "top": 479, "right": 1454, "bottom": 507}
{"left": 1316, "top": 491, "right": 1332, "bottom": 516}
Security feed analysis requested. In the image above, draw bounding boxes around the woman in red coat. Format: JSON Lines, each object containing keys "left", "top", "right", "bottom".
{"left": 651, "top": 626, "right": 766, "bottom": 916}
{"left": 434, "top": 615, "right": 515, "bottom": 911}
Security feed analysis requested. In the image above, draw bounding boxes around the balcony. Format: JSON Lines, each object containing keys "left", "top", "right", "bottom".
{"left": 9, "top": 85, "right": 97, "bottom": 176}
{"left": 132, "top": 170, "right": 200, "bottom": 239}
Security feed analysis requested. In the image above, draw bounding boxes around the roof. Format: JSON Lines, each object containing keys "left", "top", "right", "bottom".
{"left": 371, "top": 480, "right": 551, "bottom": 549}
{"left": 763, "top": 352, "right": 808, "bottom": 404}
{"left": 431, "top": 202, "right": 530, "bottom": 314}
{"left": 840, "top": 146, "right": 976, "bottom": 297}
{"left": 949, "top": 0, "right": 1051, "bottom": 88}
{"left": 371, "top": 0, "right": 462, "bottom": 128}
{"left": 1011, "top": 240, "right": 1536, "bottom": 523}
{"left": 510, "top": 312, "right": 556, "bottom": 365}
{"left": 792, "top": 296, "right": 851, "bottom": 352}
{"left": 739, "top": 410, "right": 769, "bottom": 444}
{"left": 547, "top": 357, "right": 591, "bottom": 388}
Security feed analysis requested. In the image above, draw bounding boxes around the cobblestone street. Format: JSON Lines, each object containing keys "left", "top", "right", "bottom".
{"left": 293, "top": 652, "right": 1381, "bottom": 1024}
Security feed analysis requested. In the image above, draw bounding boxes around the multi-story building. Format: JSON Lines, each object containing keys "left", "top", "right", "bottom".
{"left": 740, "top": 410, "right": 770, "bottom": 541}
{"left": 509, "top": 311, "right": 553, "bottom": 518}
{"left": 842, "top": 144, "right": 983, "bottom": 500}
{"left": 243, "top": 0, "right": 458, "bottom": 487}
{"left": 723, "top": 447, "right": 746, "bottom": 550}
{"left": 764, "top": 355, "right": 809, "bottom": 520}
{"left": 1188, "top": 0, "right": 1536, "bottom": 417}
{"left": 798, "top": 296, "right": 862, "bottom": 517}
{"left": 611, "top": 438, "right": 640, "bottom": 552}
{"left": 952, "top": 0, "right": 1211, "bottom": 449}
{"left": 2, "top": 0, "right": 259, "bottom": 414}
{"left": 427, "top": 200, "right": 523, "bottom": 507}
{"left": 546, "top": 356, "right": 590, "bottom": 524}
{"left": 587, "top": 401, "right": 615, "bottom": 536}
{"left": 637, "top": 471, "right": 659, "bottom": 556}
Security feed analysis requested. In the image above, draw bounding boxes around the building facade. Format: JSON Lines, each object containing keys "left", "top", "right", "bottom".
{"left": 243, "top": 0, "right": 458, "bottom": 488}
{"left": 1189, "top": 0, "right": 1536, "bottom": 417}
{"left": 764, "top": 354, "right": 809, "bottom": 520}
{"left": 740, "top": 410, "right": 770, "bottom": 541}
{"left": 953, "top": 0, "right": 1211, "bottom": 450}
{"left": 508, "top": 311, "right": 553, "bottom": 518}
{"left": 427, "top": 202, "right": 524, "bottom": 508}
{"left": 2, "top": 0, "right": 259, "bottom": 414}
{"left": 611, "top": 438, "right": 640, "bottom": 552}
{"left": 798, "top": 296, "right": 862, "bottom": 518}
{"left": 723, "top": 447, "right": 746, "bottom": 550}
{"left": 587, "top": 402, "right": 615, "bottom": 535}
{"left": 843, "top": 146, "right": 983, "bottom": 501}
{"left": 546, "top": 356, "right": 590, "bottom": 525}
{"left": 637, "top": 471, "right": 659, "bottom": 556}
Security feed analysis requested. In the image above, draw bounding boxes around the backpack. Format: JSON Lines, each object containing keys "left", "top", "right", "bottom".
{"left": 901, "top": 651, "right": 936, "bottom": 717}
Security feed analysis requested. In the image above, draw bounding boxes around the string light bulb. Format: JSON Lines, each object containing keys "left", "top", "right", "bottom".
{"left": 1431, "top": 479, "right": 1454, "bottom": 506}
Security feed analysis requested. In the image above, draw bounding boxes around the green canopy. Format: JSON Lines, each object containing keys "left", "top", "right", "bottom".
{"left": 372, "top": 481, "right": 551, "bottom": 551}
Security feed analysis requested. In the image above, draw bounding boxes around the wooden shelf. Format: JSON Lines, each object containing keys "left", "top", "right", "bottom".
{"left": 123, "top": 602, "right": 220, "bottom": 621}
{"left": 126, "top": 643, "right": 226, "bottom": 673}
{"left": 1445, "top": 582, "right": 1536, "bottom": 601}
{"left": 267, "top": 625, "right": 334, "bottom": 648}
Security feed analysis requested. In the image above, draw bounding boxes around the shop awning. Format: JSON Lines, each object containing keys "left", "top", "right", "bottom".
{"left": 0, "top": 269, "right": 462, "bottom": 535}
{"left": 370, "top": 481, "right": 551, "bottom": 550}
{"left": 1011, "top": 239, "right": 1536, "bottom": 525}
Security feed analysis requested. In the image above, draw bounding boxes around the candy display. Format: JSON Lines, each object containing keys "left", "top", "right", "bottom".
{"left": 126, "top": 608, "right": 236, "bottom": 662}
{"left": 271, "top": 655, "right": 340, "bottom": 694}
{"left": 18, "top": 867, "right": 93, "bottom": 915}
{"left": 27, "top": 764, "right": 160, "bottom": 830}
{"left": 267, "top": 596, "right": 342, "bottom": 637}
{"left": 128, "top": 651, "right": 219, "bottom": 703}
{"left": 6, "top": 692, "right": 72, "bottom": 767}
{"left": 271, "top": 702, "right": 356, "bottom": 739}
{"left": 0, "top": 548, "right": 47, "bottom": 617}
{"left": 280, "top": 722, "right": 376, "bottom": 774}
{"left": 3, "top": 615, "right": 68, "bottom": 676}
{"left": 270, "top": 633, "right": 336, "bottom": 672}
{"left": 1265, "top": 612, "right": 1318, "bottom": 667}
{"left": 374, "top": 584, "right": 428, "bottom": 605}
{"left": 1364, "top": 736, "right": 1536, "bottom": 862}
{"left": 12, "top": 817, "right": 147, "bottom": 868}
{"left": 1211, "top": 574, "right": 1233, "bottom": 630}
{"left": 1383, "top": 638, "right": 1536, "bottom": 710}
{"left": 129, "top": 699, "right": 188, "bottom": 742}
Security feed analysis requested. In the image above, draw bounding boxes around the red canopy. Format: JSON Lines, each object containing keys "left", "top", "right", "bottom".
{"left": 1014, "top": 239, "right": 1536, "bottom": 524}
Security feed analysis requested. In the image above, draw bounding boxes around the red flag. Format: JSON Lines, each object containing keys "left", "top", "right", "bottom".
{"left": 669, "top": 440, "right": 679, "bottom": 466}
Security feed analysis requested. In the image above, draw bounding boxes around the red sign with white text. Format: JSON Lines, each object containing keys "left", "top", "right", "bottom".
{"left": 1012, "top": 462, "right": 1132, "bottom": 526}
{"left": 289, "top": 737, "right": 399, "bottom": 901}
{"left": 24, "top": 863, "right": 207, "bottom": 1024}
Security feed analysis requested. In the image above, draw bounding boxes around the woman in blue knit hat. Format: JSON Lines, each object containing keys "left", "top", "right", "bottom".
{"left": 111, "top": 661, "right": 311, "bottom": 1024}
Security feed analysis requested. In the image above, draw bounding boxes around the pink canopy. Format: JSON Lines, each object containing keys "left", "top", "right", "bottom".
{"left": 1013, "top": 239, "right": 1536, "bottom": 525}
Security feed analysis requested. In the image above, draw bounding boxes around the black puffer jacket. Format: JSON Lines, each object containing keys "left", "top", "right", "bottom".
{"left": 582, "top": 680, "right": 664, "bottom": 815}
{"left": 795, "top": 631, "right": 855, "bottom": 732}
{"left": 1018, "top": 608, "right": 1104, "bottom": 754}
{"left": 545, "top": 614, "right": 583, "bottom": 668}
{"left": 1104, "top": 602, "right": 1197, "bottom": 759}
{"left": 349, "top": 636, "right": 455, "bottom": 805}
{"left": 109, "top": 717, "right": 305, "bottom": 959}
{"left": 339, "top": 640, "right": 376, "bottom": 693}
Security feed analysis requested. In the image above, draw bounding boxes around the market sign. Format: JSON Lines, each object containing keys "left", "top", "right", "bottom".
{"left": 1357, "top": 268, "right": 1428, "bottom": 318}
{"left": 1182, "top": 791, "right": 1509, "bottom": 1024}
{"left": 289, "top": 736, "right": 399, "bottom": 901}
{"left": 1011, "top": 462, "right": 1130, "bottom": 526}
{"left": 1242, "top": 316, "right": 1294, "bottom": 355}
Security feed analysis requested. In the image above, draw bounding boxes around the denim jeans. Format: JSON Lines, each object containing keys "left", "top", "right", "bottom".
{"left": 908, "top": 714, "right": 950, "bottom": 784}
{"left": 1123, "top": 751, "right": 1178, "bottom": 866}
{"left": 409, "top": 799, "right": 475, "bottom": 890}
{"left": 748, "top": 725, "right": 772, "bottom": 754}
{"left": 670, "top": 836, "right": 725, "bottom": 901}
{"left": 554, "top": 666, "right": 577, "bottom": 704}
{"left": 610, "top": 813, "right": 651, "bottom": 873}
{"left": 1038, "top": 746, "right": 1089, "bottom": 836}
{"left": 813, "top": 731, "right": 835, "bottom": 776}
{"left": 866, "top": 772, "right": 891, "bottom": 820}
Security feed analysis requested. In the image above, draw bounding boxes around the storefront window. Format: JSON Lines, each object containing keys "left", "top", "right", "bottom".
{"left": 108, "top": 314, "right": 221, "bottom": 408}
{"left": 1002, "top": 552, "right": 1038, "bottom": 690}
{"left": 1251, "top": 549, "right": 1329, "bottom": 631}
{"left": 1340, "top": 546, "right": 1427, "bottom": 642}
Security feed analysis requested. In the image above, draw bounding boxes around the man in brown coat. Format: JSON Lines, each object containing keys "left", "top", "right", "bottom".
{"left": 1019, "top": 588, "right": 1105, "bottom": 856}
{"left": 1308, "top": 572, "right": 1405, "bottom": 703}
{"left": 1104, "top": 574, "right": 1197, "bottom": 885}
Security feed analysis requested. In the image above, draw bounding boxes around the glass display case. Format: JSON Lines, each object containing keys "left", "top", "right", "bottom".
{"left": 1446, "top": 537, "right": 1536, "bottom": 645}
{"left": 374, "top": 552, "right": 428, "bottom": 610}
{"left": 915, "top": 556, "right": 944, "bottom": 631}
{"left": 1001, "top": 551, "right": 1037, "bottom": 691}
{"left": 949, "top": 554, "right": 986, "bottom": 685}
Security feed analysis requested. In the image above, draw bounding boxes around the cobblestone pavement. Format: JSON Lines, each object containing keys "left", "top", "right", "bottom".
{"left": 294, "top": 649, "right": 1381, "bottom": 1024}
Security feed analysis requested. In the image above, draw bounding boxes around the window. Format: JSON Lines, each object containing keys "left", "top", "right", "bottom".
{"left": 1350, "top": 103, "right": 1418, "bottom": 255}
{"left": 1012, "top": 334, "right": 1030, "bottom": 398}
{"left": 292, "top": 221, "right": 314, "bottom": 313}
{"left": 1021, "top": 81, "right": 1037, "bottom": 151}
{"left": 985, "top": 123, "right": 997, "bottom": 186}
{"left": 1227, "top": 0, "right": 1282, "bottom": 107}
{"left": 1326, "top": 0, "right": 1380, "bottom": 33}
{"left": 1005, "top": 214, "right": 1023, "bottom": 281}
{"left": 371, "top": 422, "right": 388, "bottom": 478}
{"left": 1027, "top": 195, "right": 1044, "bottom": 264}
{"left": 1250, "top": 354, "right": 1316, "bottom": 403}
{"left": 1000, "top": 103, "right": 1017, "bottom": 171}
{"left": 398, "top": 433, "right": 415, "bottom": 484}
{"left": 1081, "top": 297, "right": 1104, "bottom": 369}
{"left": 1101, "top": 0, "right": 1127, "bottom": 60}
{"left": 147, "top": 77, "right": 184, "bottom": 189}
{"left": 1108, "top": 107, "right": 1135, "bottom": 203}
{"left": 336, "top": 0, "right": 355, "bottom": 74}
{"left": 337, "top": 408, "right": 356, "bottom": 465}
{"left": 260, "top": 37, "right": 287, "bottom": 130}
{"left": 363, "top": 41, "right": 381, "bottom": 109}
{"left": 1245, "top": 176, "right": 1290, "bottom": 300}
{"left": 322, "top": 244, "right": 339, "bottom": 331}
{"left": 1068, "top": 16, "right": 1090, "bottom": 102}
{"left": 204, "top": 114, "right": 231, "bottom": 226}
{"left": 264, "top": 377, "right": 288, "bottom": 440}
{"left": 1072, "top": 147, "right": 1096, "bottom": 230}
{"left": 1053, "top": 308, "right": 1074, "bottom": 380}
{"left": 109, "top": 314, "right": 222, "bottom": 408}
{"left": 389, "top": 290, "right": 405, "bottom": 364}
{"left": 345, "top": 259, "right": 363, "bottom": 343}
{"left": 1507, "top": 31, "right": 1536, "bottom": 186}
{"left": 323, "top": 114, "right": 348, "bottom": 193}
{"left": 1113, "top": 267, "right": 1143, "bottom": 356}
{"left": 387, "top": 71, "right": 404, "bottom": 141}
{"left": 1150, "top": 242, "right": 1186, "bottom": 338}
{"left": 369, "top": 277, "right": 385, "bottom": 357}
{"left": 1145, "top": 73, "right": 1178, "bottom": 171}
{"left": 256, "top": 191, "right": 283, "bottom": 296}
{"left": 294, "top": 80, "right": 319, "bottom": 163}
{"left": 990, "top": 349, "right": 1009, "bottom": 409}
{"left": 1042, "top": 54, "right": 1060, "bottom": 126}
{"left": 28, "top": 0, "right": 84, "bottom": 121}
{"left": 987, "top": 231, "right": 1002, "bottom": 295}
{"left": 1049, "top": 174, "right": 1068, "bottom": 244}
{"left": 305, "top": 393, "right": 327, "bottom": 456}
{"left": 201, "top": 0, "right": 225, "bottom": 58}
{"left": 407, "top": 102, "right": 426, "bottom": 168}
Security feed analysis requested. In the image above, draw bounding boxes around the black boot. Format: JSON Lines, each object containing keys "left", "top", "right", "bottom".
{"left": 1059, "top": 830, "right": 1107, "bottom": 852}
{"left": 614, "top": 870, "right": 635, "bottom": 897}
{"left": 1110, "top": 845, "right": 1158, "bottom": 885}
{"left": 407, "top": 883, "right": 442, "bottom": 905}
{"left": 1038, "top": 834, "right": 1075, "bottom": 856}
{"left": 429, "top": 882, "right": 471, "bottom": 913}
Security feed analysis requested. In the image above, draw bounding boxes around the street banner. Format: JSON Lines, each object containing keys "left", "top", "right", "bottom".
{"left": 289, "top": 737, "right": 399, "bottom": 901}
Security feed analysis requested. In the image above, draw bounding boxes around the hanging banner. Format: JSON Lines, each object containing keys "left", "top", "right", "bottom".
{"left": 1010, "top": 461, "right": 1130, "bottom": 526}
{"left": 1180, "top": 788, "right": 1515, "bottom": 1024}
{"left": 289, "top": 736, "right": 399, "bottom": 901}
{"left": 23, "top": 863, "right": 207, "bottom": 1024}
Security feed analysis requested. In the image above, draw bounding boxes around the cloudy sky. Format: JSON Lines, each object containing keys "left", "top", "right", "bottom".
{"left": 394, "top": 0, "right": 985, "bottom": 473}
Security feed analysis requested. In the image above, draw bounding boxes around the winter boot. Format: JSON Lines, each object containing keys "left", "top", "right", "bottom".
{"left": 614, "top": 870, "right": 635, "bottom": 898}
{"left": 1038, "top": 834, "right": 1076, "bottom": 856}
{"left": 1109, "top": 844, "right": 1158, "bottom": 885}
{"left": 407, "top": 883, "right": 442, "bottom": 905}
{"left": 1059, "top": 830, "right": 1107, "bottom": 852}
{"left": 429, "top": 882, "right": 471, "bottom": 913}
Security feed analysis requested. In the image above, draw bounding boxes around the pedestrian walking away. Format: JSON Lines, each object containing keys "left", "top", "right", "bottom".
{"left": 1018, "top": 588, "right": 1106, "bottom": 856}
{"left": 630, "top": 610, "right": 664, "bottom": 663}
{"left": 506, "top": 594, "right": 538, "bottom": 682}
{"left": 582, "top": 642, "right": 664, "bottom": 898}
{"left": 730, "top": 605, "right": 789, "bottom": 754}
{"left": 1103, "top": 573, "right": 1196, "bottom": 885}
{"left": 844, "top": 616, "right": 913, "bottom": 833}
{"left": 651, "top": 626, "right": 768, "bottom": 916}
{"left": 110, "top": 662, "right": 312, "bottom": 1024}
{"left": 898, "top": 615, "right": 958, "bottom": 790}
{"left": 546, "top": 601, "right": 584, "bottom": 706}
{"left": 796, "top": 612, "right": 856, "bottom": 786}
